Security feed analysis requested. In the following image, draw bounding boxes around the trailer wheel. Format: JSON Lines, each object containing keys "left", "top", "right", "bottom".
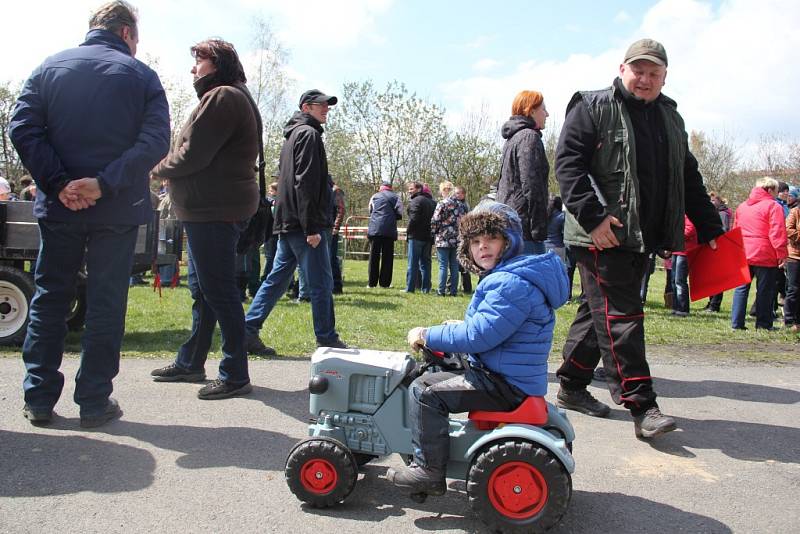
{"left": 467, "top": 439, "right": 571, "bottom": 533}
{"left": 66, "top": 281, "right": 87, "bottom": 332}
{"left": 285, "top": 438, "right": 357, "bottom": 508}
{"left": 0, "top": 266, "right": 35, "bottom": 346}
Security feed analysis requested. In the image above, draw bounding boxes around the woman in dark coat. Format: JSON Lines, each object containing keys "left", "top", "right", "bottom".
{"left": 149, "top": 39, "right": 261, "bottom": 399}
{"left": 497, "top": 90, "right": 550, "bottom": 255}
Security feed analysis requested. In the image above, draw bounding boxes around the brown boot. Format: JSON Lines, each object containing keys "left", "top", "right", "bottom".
{"left": 664, "top": 292, "right": 674, "bottom": 309}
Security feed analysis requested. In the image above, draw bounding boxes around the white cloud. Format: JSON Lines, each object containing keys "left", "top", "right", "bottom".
{"left": 464, "top": 34, "right": 494, "bottom": 50}
{"left": 614, "top": 10, "right": 632, "bottom": 23}
{"left": 441, "top": 0, "right": 800, "bottom": 150}
{"left": 238, "top": 0, "right": 394, "bottom": 48}
{"left": 472, "top": 58, "right": 500, "bottom": 73}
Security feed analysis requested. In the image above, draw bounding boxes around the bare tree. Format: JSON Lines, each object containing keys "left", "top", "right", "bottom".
{"left": 689, "top": 130, "right": 741, "bottom": 194}
{"left": 327, "top": 80, "right": 445, "bottom": 213}
{"left": 0, "top": 80, "right": 25, "bottom": 184}
{"left": 541, "top": 120, "right": 561, "bottom": 194}
{"left": 754, "top": 133, "right": 790, "bottom": 174}
{"left": 246, "top": 16, "right": 294, "bottom": 172}
{"left": 433, "top": 104, "right": 501, "bottom": 207}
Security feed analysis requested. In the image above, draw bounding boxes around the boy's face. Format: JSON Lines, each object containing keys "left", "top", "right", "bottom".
{"left": 470, "top": 234, "right": 506, "bottom": 271}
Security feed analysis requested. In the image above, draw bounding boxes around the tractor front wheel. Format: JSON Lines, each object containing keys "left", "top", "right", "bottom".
{"left": 285, "top": 438, "right": 357, "bottom": 508}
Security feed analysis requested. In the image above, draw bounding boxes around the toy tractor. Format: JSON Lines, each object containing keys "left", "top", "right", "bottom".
{"left": 285, "top": 347, "right": 575, "bottom": 533}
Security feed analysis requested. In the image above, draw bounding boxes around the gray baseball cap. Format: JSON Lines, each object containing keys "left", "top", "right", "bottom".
{"left": 624, "top": 38, "right": 668, "bottom": 67}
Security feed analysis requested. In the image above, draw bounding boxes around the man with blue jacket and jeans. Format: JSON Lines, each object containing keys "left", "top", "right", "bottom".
{"left": 10, "top": 0, "right": 170, "bottom": 428}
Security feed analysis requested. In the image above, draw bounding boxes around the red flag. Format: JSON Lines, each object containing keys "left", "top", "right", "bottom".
{"left": 687, "top": 227, "right": 751, "bottom": 302}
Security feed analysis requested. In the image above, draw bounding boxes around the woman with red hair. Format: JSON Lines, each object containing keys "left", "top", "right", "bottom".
{"left": 497, "top": 90, "right": 550, "bottom": 254}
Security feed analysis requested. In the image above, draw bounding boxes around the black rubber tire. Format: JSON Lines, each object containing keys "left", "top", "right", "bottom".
{"left": 285, "top": 438, "right": 357, "bottom": 508}
{"left": 467, "top": 439, "right": 572, "bottom": 534}
{"left": 0, "top": 266, "right": 35, "bottom": 346}
{"left": 66, "top": 280, "right": 87, "bottom": 332}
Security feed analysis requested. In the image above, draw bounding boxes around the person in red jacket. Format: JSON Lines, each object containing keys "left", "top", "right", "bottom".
{"left": 731, "top": 177, "right": 789, "bottom": 330}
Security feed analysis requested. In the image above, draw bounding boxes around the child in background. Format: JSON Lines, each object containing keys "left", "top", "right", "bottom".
{"left": 387, "top": 201, "right": 569, "bottom": 495}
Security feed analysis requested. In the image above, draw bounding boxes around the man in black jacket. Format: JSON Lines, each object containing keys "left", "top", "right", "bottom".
{"left": 245, "top": 89, "right": 347, "bottom": 352}
{"left": 555, "top": 39, "right": 723, "bottom": 438}
{"left": 405, "top": 181, "right": 436, "bottom": 292}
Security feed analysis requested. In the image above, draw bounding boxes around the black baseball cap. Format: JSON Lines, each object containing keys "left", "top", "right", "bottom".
{"left": 624, "top": 38, "right": 668, "bottom": 67}
{"left": 299, "top": 89, "right": 338, "bottom": 108}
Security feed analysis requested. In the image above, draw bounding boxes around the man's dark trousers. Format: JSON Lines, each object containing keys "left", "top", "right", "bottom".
{"left": 557, "top": 246, "right": 657, "bottom": 414}
{"left": 22, "top": 220, "right": 138, "bottom": 417}
{"left": 368, "top": 236, "right": 394, "bottom": 287}
{"left": 330, "top": 232, "right": 343, "bottom": 292}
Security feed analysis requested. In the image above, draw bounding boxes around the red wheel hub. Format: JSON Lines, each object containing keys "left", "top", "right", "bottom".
{"left": 487, "top": 461, "right": 548, "bottom": 519}
{"left": 299, "top": 458, "right": 338, "bottom": 495}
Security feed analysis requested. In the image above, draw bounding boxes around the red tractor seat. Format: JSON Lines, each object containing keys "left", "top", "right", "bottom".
{"left": 468, "top": 397, "right": 548, "bottom": 430}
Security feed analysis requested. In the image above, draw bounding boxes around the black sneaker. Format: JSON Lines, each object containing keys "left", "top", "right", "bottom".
{"left": 633, "top": 406, "right": 677, "bottom": 438}
{"left": 244, "top": 333, "right": 277, "bottom": 356}
{"left": 386, "top": 463, "right": 446, "bottom": 495}
{"left": 197, "top": 379, "right": 252, "bottom": 400}
{"left": 151, "top": 363, "right": 206, "bottom": 382}
{"left": 592, "top": 367, "right": 607, "bottom": 382}
{"left": 316, "top": 338, "right": 349, "bottom": 349}
{"left": 80, "top": 397, "right": 122, "bottom": 429}
{"left": 557, "top": 387, "right": 611, "bottom": 417}
{"left": 23, "top": 404, "right": 53, "bottom": 425}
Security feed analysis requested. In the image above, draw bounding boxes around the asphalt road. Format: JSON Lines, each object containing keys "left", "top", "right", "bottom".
{"left": 1, "top": 355, "right": 798, "bottom": 533}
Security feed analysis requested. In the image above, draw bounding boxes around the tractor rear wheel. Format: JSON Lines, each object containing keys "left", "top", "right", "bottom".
{"left": 467, "top": 439, "right": 571, "bottom": 533}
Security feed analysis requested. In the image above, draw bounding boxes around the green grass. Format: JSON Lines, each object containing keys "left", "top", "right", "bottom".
{"left": 2, "top": 259, "right": 798, "bottom": 361}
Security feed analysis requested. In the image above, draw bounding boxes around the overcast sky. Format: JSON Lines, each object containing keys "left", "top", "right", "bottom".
{"left": 3, "top": 0, "right": 799, "bottom": 157}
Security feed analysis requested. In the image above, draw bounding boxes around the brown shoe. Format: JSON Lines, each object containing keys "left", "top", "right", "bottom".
{"left": 633, "top": 406, "right": 677, "bottom": 438}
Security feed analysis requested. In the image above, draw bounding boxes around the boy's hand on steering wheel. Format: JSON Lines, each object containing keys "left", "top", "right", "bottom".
{"left": 407, "top": 327, "right": 427, "bottom": 351}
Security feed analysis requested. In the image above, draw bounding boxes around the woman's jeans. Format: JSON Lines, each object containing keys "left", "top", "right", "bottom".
{"left": 783, "top": 260, "right": 799, "bottom": 325}
{"left": 731, "top": 265, "right": 778, "bottom": 330}
{"left": 436, "top": 247, "right": 459, "bottom": 296}
{"left": 177, "top": 221, "right": 249, "bottom": 385}
{"left": 673, "top": 255, "right": 690, "bottom": 313}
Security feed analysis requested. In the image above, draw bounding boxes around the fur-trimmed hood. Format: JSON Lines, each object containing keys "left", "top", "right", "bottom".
{"left": 457, "top": 200, "right": 523, "bottom": 274}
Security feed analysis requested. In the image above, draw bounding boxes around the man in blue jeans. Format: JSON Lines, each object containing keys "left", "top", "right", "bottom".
{"left": 405, "top": 181, "right": 436, "bottom": 292}
{"left": 9, "top": 1, "right": 170, "bottom": 427}
{"left": 245, "top": 89, "right": 347, "bottom": 353}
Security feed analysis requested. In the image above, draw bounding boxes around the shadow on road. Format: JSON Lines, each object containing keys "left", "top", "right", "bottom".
{"left": 248, "top": 385, "right": 309, "bottom": 422}
{"left": 298, "top": 465, "right": 731, "bottom": 533}
{"left": 655, "top": 377, "right": 800, "bottom": 404}
{"left": 99, "top": 420, "right": 297, "bottom": 471}
{"left": 643, "top": 416, "right": 800, "bottom": 463}
{"left": 0, "top": 429, "right": 155, "bottom": 497}
{"left": 547, "top": 372, "right": 800, "bottom": 406}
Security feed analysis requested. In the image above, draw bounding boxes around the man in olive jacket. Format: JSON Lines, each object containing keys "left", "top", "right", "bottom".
{"left": 555, "top": 39, "right": 723, "bottom": 438}
{"left": 245, "top": 90, "right": 347, "bottom": 351}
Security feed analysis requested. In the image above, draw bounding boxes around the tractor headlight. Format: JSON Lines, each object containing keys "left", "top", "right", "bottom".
{"left": 308, "top": 374, "right": 329, "bottom": 394}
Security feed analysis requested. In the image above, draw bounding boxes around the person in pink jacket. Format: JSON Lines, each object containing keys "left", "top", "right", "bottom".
{"left": 731, "top": 177, "right": 789, "bottom": 330}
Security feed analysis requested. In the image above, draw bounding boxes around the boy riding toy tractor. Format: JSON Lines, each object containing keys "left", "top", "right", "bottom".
{"left": 285, "top": 201, "right": 575, "bottom": 532}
